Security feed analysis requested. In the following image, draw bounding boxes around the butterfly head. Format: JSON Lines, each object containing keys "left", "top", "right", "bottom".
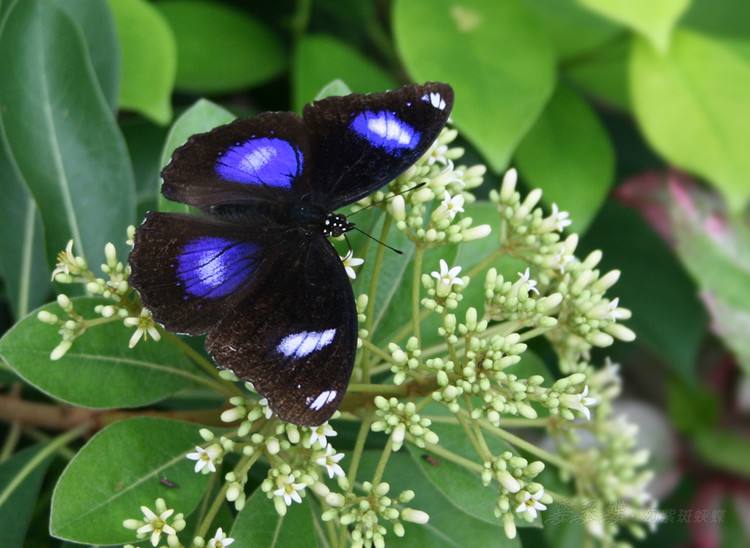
{"left": 322, "top": 213, "right": 354, "bottom": 237}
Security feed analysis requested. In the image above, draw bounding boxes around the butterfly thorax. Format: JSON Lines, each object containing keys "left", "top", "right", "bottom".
{"left": 286, "top": 202, "right": 353, "bottom": 238}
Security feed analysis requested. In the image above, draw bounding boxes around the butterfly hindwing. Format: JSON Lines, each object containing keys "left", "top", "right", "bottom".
{"left": 161, "top": 112, "right": 312, "bottom": 212}
{"left": 303, "top": 82, "right": 453, "bottom": 208}
{"left": 129, "top": 212, "right": 275, "bottom": 335}
{"left": 205, "top": 235, "right": 357, "bottom": 425}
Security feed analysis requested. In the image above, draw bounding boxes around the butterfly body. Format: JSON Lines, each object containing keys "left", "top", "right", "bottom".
{"left": 129, "top": 83, "right": 454, "bottom": 425}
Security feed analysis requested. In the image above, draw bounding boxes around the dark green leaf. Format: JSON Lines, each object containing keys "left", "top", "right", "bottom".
{"left": 0, "top": 298, "right": 210, "bottom": 408}
{"left": 630, "top": 30, "right": 750, "bottom": 211}
{"left": 54, "top": 0, "right": 120, "bottom": 110}
{"left": 692, "top": 430, "right": 750, "bottom": 478}
{"left": 157, "top": 99, "right": 235, "bottom": 213}
{"left": 0, "top": 0, "right": 136, "bottom": 268}
{"left": 359, "top": 451, "right": 519, "bottom": 547}
{"left": 157, "top": 0, "right": 285, "bottom": 94}
{"left": 230, "top": 487, "right": 316, "bottom": 547}
{"left": 108, "top": 0, "right": 176, "bottom": 124}
{"left": 565, "top": 35, "right": 630, "bottom": 110}
{"left": 293, "top": 34, "right": 394, "bottom": 111}
{"left": 681, "top": 0, "right": 750, "bottom": 41}
{"left": 120, "top": 117, "right": 170, "bottom": 217}
{"left": 0, "top": 141, "right": 50, "bottom": 319}
{"left": 50, "top": 418, "right": 211, "bottom": 544}
{"left": 393, "top": 0, "right": 556, "bottom": 171}
{"left": 515, "top": 84, "right": 614, "bottom": 232}
{"left": 0, "top": 444, "right": 54, "bottom": 548}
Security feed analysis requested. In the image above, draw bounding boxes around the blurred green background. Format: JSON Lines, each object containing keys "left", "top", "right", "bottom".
{"left": 0, "top": 0, "right": 749, "bottom": 546}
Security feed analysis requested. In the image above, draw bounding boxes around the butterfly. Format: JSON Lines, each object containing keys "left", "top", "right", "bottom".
{"left": 129, "top": 82, "right": 454, "bottom": 425}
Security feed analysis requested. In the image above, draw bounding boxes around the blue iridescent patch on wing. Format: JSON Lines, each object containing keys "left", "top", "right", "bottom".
{"left": 177, "top": 237, "right": 259, "bottom": 299}
{"left": 349, "top": 111, "right": 420, "bottom": 154}
{"left": 215, "top": 137, "right": 303, "bottom": 188}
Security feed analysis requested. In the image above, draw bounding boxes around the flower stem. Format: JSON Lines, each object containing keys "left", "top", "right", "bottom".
{"left": 359, "top": 339, "right": 394, "bottom": 365}
{"left": 0, "top": 423, "right": 89, "bottom": 507}
{"left": 346, "top": 415, "right": 373, "bottom": 488}
{"left": 347, "top": 383, "right": 405, "bottom": 395}
{"left": 421, "top": 442, "right": 484, "bottom": 473}
{"left": 412, "top": 246, "right": 424, "bottom": 341}
{"left": 371, "top": 437, "right": 393, "bottom": 485}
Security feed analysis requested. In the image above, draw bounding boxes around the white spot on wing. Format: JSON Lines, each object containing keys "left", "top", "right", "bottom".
{"left": 421, "top": 92, "right": 446, "bottom": 110}
{"left": 309, "top": 390, "right": 338, "bottom": 411}
{"left": 277, "top": 329, "right": 337, "bottom": 359}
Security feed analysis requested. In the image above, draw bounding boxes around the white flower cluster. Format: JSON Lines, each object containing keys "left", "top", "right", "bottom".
{"left": 371, "top": 396, "right": 439, "bottom": 450}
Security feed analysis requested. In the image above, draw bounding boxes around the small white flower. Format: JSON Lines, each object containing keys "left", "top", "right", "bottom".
{"left": 515, "top": 489, "right": 547, "bottom": 520}
{"left": 340, "top": 251, "right": 364, "bottom": 280}
{"left": 561, "top": 385, "right": 598, "bottom": 420}
{"left": 259, "top": 397, "right": 274, "bottom": 419}
{"left": 123, "top": 498, "right": 179, "bottom": 547}
{"left": 550, "top": 203, "right": 572, "bottom": 232}
{"left": 517, "top": 268, "right": 539, "bottom": 296}
{"left": 316, "top": 445, "right": 345, "bottom": 478}
{"left": 308, "top": 422, "right": 337, "bottom": 448}
{"left": 186, "top": 444, "right": 222, "bottom": 474}
{"left": 431, "top": 259, "right": 464, "bottom": 298}
{"left": 273, "top": 474, "right": 306, "bottom": 506}
{"left": 208, "top": 527, "right": 235, "bottom": 548}
{"left": 124, "top": 308, "right": 161, "bottom": 348}
{"left": 438, "top": 192, "right": 464, "bottom": 221}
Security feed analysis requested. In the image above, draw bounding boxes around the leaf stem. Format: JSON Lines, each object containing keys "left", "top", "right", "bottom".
{"left": 412, "top": 246, "right": 424, "bottom": 341}
{"left": 0, "top": 423, "right": 89, "bottom": 507}
{"left": 421, "top": 441, "right": 484, "bottom": 473}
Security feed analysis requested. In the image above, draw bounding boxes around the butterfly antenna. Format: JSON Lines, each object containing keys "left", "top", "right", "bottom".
{"left": 348, "top": 182, "right": 427, "bottom": 218}
{"left": 352, "top": 227, "right": 403, "bottom": 255}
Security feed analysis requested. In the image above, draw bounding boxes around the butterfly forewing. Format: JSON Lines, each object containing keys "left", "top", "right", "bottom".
{"left": 205, "top": 235, "right": 357, "bottom": 425}
{"left": 303, "top": 82, "right": 453, "bottom": 208}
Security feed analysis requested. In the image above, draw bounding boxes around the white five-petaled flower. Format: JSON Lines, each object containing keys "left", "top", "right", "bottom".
{"left": 316, "top": 445, "right": 345, "bottom": 478}
{"left": 515, "top": 489, "right": 547, "bottom": 520}
{"left": 208, "top": 527, "right": 235, "bottom": 548}
{"left": 123, "top": 308, "right": 161, "bottom": 348}
{"left": 340, "top": 251, "right": 364, "bottom": 280}
{"left": 550, "top": 203, "right": 572, "bottom": 232}
{"left": 123, "top": 498, "right": 179, "bottom": 547}
{"left": 431, "top": 259, "right": 464, "bottom": 298}
{"left": 439, "top": 192, "right": 465, "bottom": 221}
{"left": 561, "top": 385, "right": 598, "bottom": 421}
{"left": 273, "top": 474, "right": 307, "bottom": 506}
{"left": 308, "top": 422, "right": 337, "bottom": 448}
{"left": 517, "top": 268, "right": 540, "bottom": 296}
{"left": 186, "top": 444, "right": 222, "bottom": 474}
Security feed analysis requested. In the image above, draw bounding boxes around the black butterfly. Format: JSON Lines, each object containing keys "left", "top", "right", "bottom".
{"left": 129, "top": 83, "right": 454, "bottom": 425}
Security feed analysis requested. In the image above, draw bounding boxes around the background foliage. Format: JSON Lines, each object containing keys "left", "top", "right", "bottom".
{"left": 0, "top": 0, "right": 749, "bottom": 546}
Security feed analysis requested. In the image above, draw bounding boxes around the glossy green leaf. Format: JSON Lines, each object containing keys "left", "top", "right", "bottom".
{"left": 524, "top": 0, "right": 622, "bottom": 59}
{"left": 579, "top": 0, "right": 689, "bottom": 52}
{"left": 50, "top": 418, "right": 211, "bottom": 544}
{"left": 315, "top": 79, "right": 352, "bottom": 101}
{"left": 393, "top": 0, "right": 556, "bottom": 171}
{"left": 0, "top": 444, "right": 53, "bottom": 548}
{"left": 0, "top": 298, "right": 209, "bottom": 408}
{"left": 515, "top": 84, "right": 614, "bottom": 232}
{"left": 230, "top": 487, "right": 316, "bottom": 547}
{"left": 54, "top": 0, "right": 120, "bottom": 110}
{"left": 108, "top": 0, "right": 176, "bottom": 124}
{"left": 681, "top": 0, "right": 750, "bottom": 41}
{"left": 580, "top": 201, "right": 706, "bottom": 378}
{"left": 359, "top": 451, "right": 519, "bottom": 547}
{"left": 565, "top": 35, "right": 630, "bottom": 110}
{"left": 157, "top": 99, "right": 235, "bottom": 213}
{"left": 630, "top": 30, "right": 750, "bottom": 212}
{"left": 0, "top": 0, "right": 136, "bottom": 269}
{"left": 692, "top": 430, "right": 750, "bottom": 478}
{"left": 293, "top": 34, "right": 395, "bottom": 111}
{"left": 157, "top": 0, "right": 285, "bottom": 94}
{"left": 120, "top": 117, "right": 170, "bottom": 217}
{"left": 0, "top": 142, "right": 50, "bottom": 319}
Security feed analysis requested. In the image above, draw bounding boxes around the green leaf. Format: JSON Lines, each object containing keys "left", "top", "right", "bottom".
{"left": 692, "top": 430, "right": 750, "bottom": 478}
{"left": 393, "top": 0, "right": 556, "bottom": 171}
{"left": 230, "top": 487, "right": 316, "bottom": 547}
{"left": 0, "top": 444, "right": 53, "bottom": 548}
{"left": 293, "top": 34, "right": 395, "bottom": 111}
{"left": 50, "top": 418, "right": 211, "bottom": 544}
{"left": 681, "top": 0, "right": 750, "bottom": 41}
{"left": 157, "top": 99, "right": 235, "bottom": 213}
{"left": 108, "top": 0, "right": 176, "bottom": 124}
{"left": 515, "top": 84, "right": 615, "bottom": 232}
{"left": 578, "top": 0, "right": 689, "bottom": 52}
{"left": 565, "top": 35, "right": 630, "bottom": 110}
{"left": 523, "top": 0, "right": 622, "bottom": 59}
{"left": 580, "top": 201, "right": 706, "bottom": 378}
{"left": 630, "top": 30, "right": 750, "bottom": 212}
{"left": 121, "top": 117, "right": 170, "bottom": 217}
{"left": 157, "top": 0, "right": 285, "bottom": 94}
{"left": 54, "top": 0, "right": 120, "bottom": 111}
{"left": 358, "top": 451, "right": 519, "bottom": 547}
{"left": 315, "top": 79, "right": 353, "bottom": 101}
{"left": 0, "top": 0, "right": 136, "bottom": 269}
{"left": 0, "top": 298, "right": 210, "bottom": 408}
{"left": 0, "top": 142, "right": 50, "bottom": 319}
